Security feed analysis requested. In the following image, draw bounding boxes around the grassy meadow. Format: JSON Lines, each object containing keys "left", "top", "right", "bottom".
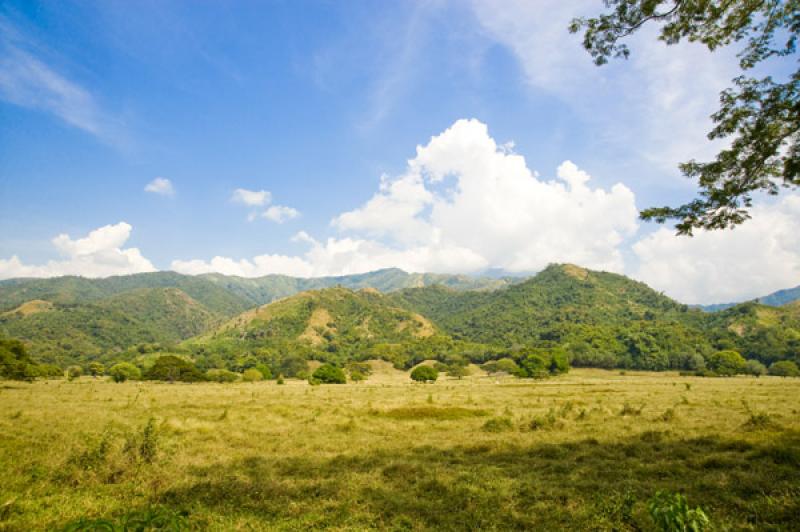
{"left": 1, "top": 366, "right": 799, "bottom": 530}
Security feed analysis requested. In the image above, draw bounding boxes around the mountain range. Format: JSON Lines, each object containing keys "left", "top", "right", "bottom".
{"left": 1, "top": 265, "right": 798, "bottom": 371}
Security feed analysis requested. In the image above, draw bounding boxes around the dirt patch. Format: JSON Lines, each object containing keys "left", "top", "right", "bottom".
{"left": 299, "top": 308, "right": 334, "bottom": 346}
{"left": 562, "top": 264, "right": 589, "bottom": 280}
{"left": 2, "top": 300, "right": 54, "bottom": 317}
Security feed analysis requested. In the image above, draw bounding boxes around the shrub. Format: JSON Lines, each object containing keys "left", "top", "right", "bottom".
{"left": 255, "top": 363, "right": 272, "bottom": 380}
{"left": 109, "top": 362, "right": 142, "bottom": 383}
{"left": 447, "top": 365, "right": 471, "bottom": 379}
{"left": 482, "top": 417, "right": 514, "bottom": 432}
{"left": 768, "top": 360, "right": 800, "bottom": 377}
{"left": 744, "top": 359, "right": 767, "bottom": 376}
{"left": 410, "top": 365, "right": 438, "bottom": 383}
{"left": 311, "top": 364, "right": 346, "bottom": 384}
{"left": 647, "top": 491, "right": 710, "bottom": 531}
{"left": 242, "top": 368, "right": 264, "bottom": 382}
{"left": 144, "top": 356, "right": 205, "bottom": 383}
{"left": 206, "top": 368, "right": 240, "bottom": 383}
{"left": 88, "top": 362, "right": 105, "bottom": 377}
{"left": 276, "top": 374, "right": 285, "bottom": 385}
{"left": 0, "top": 336, "right": 38, "bottom": 381}
{"left": 35, "top": 364, "right": 64, "bottom": 378}
{"left": 485, "top": 358, "right": 520, "bottom": 375}
{"left": 707, "top": 350, "right": 746, "bottom": 376}
{"left": 67, "top": 366, "right": 83, "bottom": 381}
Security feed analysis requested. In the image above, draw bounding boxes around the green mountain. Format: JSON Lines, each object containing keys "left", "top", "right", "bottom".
{"left": 198, "top": 268, "right": 513, "bottom": 306}
{"left": 0, "top": 287, "right": 221, "bottom": 366}
{"left": 0, "top": 272, "right": 251, "bottom": 317}
{"left": 701, "top": 300, "right": 800, "bottom": 365}
{"left": 389, "top": 264, "right": 714, "bottom": 370}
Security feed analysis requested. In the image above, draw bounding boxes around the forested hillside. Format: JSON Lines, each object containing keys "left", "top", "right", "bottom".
{"left": 1, "top": 264, "right": 798, "bottom": 375}
{"left": 0, "top": 288, "right": 220, "bottom": 366}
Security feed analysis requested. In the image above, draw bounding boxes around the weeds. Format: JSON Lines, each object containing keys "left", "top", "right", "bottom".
{"left": 482, "top": 417, "right": 514, "bottom": 433}
{"left": 647, "top": 491, "right": 710, "bottom": 531}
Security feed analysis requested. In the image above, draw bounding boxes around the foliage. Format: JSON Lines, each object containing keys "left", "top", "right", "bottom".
{"left": 67, "top": 365, "right": 83, "bottom": 381}
{"left": 206, "top": 368, "right": 240, "bottom": 383}
{"left": 707, "top": 350, "right": 747, "bottom": 376}
{"left": 571, "top": 0, "right": 799, "bottom": 234}
{"left": 410, "top": 365, "right": 438, "bottom": 383}
{"left": 744, "top": 359, "right": 767, "bottom": 376}
{"left": 254, "top": 363, "right": 272, "bottom": 380}
{"left": 88, "top": 362, "right": 105, "bottom": 377}
{"left": 242, "top": 368, "right": 264, "bottom": 382}
{"left": 60, "top": 506, "right": 189, "bottom": 532}
{"left": 108, "top": 362, "right": 141, "bottom": 383}
{"left": 311, "top": 364, "right": 346, "bottom": 384}
{"left": 769, "top": 360, "right": 800, "bottom": 377}
{"left": 144, "top": 356, "right": 205, "bottom": 383}
{"left": 647, "top": 491, "right": 711, "bottom": 531}
{"left": 0, "top": 335, "right": 38, "bottom": 381}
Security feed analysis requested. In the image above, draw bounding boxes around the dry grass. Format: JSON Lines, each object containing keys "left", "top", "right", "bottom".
{"left": 0, "top": 369, "right": 798, "bottom": 530}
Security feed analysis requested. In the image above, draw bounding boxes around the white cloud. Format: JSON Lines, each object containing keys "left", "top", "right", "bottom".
{"left": 263, "top": 205, "right": 300, "bottom": 223}
{"left": 0, "top": 222, "right": 156, "bottom": 279}
{"left": 144, "top": 177, "right": 174, "bottom": 196}
{"left": 231, "top": 188, "right": 300, "bottom": 223}
{"left": 175, "top": 118, "right": 640, "bottom": 278}
{"left": 632, "top": 195, "right": 800, "bottom": 304}
{"left": 231, "top": 188, "right": 271, "bottom": 207}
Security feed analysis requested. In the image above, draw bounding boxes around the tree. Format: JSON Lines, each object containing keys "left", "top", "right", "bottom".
{"left": 255, "top": 363, "right": 272, "bottom": 380}
{"left": 242, "top": 368, "right": 264, "bottom": 382}
{"left": 447, "top": 365, "right": 471, "bottom": 380}
{"left": 571, "top": 0, "right": 799, "bottom": 235}
{"left": 311, "top": 364, "right": 346, "bottom": 384}
{"left": 109, "top": 362, "right": 142, "bottom": 383}
{"left": 410, "top": 365, "right": 438, "bottom": 383}
{"left": 144, "top": 356, "right": 205, "bottom": 383}
{"left": 67, "top": 365, "right": 83, "bottom": 380}
{"left": 88, "top": 362, "right": 105, "bottom": 377}
{"left": 707, "top": 350, "right": 747, "bottom": 376}
{"left": 206, "top": 368, "right": 240, "bottom": 382}
{"left": 744, "top": 359, "right": 767, "bottom": 376}
{"left": 0, "top": 336, "right": 37, "bottom": 381}
{"left": 768, "top": 360, "right": 800, "bottom": 376}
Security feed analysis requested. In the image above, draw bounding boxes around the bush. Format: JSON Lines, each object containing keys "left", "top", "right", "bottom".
{"left": 707, "top": 350, "right": 746, "bottom": 376}
{"left": 88, "top": 362, "right": 105, "bottom": 377}
{"left": 482, "top": 417, "right": 514, "bottom": 432}
{"left": 311, "top": 364, "right": 346, "bottom": 384}
{"left": 35, "top": 363, "right": 64, "bottom": 378}
{"left": 206, "top": 368, "right": 240, "bottom": 383}
{"left": 144, "top": 356, "right": 205, "bottom": 382}
{"left": 744, "top": 359, "right": 767, "bottom": 376}
{"left": 242, "top": 368, "right": 264, "bottom": 382}
{"left": 0, "top": 336, "right": 38, "bottom": 381}
{"left": 67, "top": 365, "right": 83, "bottom": 381}
{"left": 647, "top": 491, "right": 710, "bottom": 531}
{"left": 447, "top": 365, "right": 471, "bottom": 379}
{"left": 410, "top": 365, "right": 438, "bottom": 383}
{"left": 109, "top": 362, "right": 142, "bottom": 383}
{"left": 768, "top": 360, "right": 800, "bottom": 377}
{"left": 255, "top": 363, "right": 272, "bottom": 380}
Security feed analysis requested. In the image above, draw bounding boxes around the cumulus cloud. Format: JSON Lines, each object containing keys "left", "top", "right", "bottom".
{"left": 231, "top": 188, "right": 271, "bottom": 207}
{"left": 263, "top": 205, "right": 300, "bottom": 223}
{"left": 230, "top": 188, "right": 300, "bottom": 223}
{"left": 632, "top": 195, "right": 800, "bottom": 304}
{"left": 144, "top": 177, "right": 174, "bottom": 196}
{"left": 0, "top": 222, "right": 156, "bottom": 279}
{"left": 174, "top": 118, "right": 640, "bottom": 278}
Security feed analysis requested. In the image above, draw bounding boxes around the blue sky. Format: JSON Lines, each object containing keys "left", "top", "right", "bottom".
{"left": 1, "top": 0, "right": 798, "bottom": 304}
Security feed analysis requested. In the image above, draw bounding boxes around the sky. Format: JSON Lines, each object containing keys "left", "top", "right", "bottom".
{"left": 0, "top": 0, "right": 798, "bottom": 305}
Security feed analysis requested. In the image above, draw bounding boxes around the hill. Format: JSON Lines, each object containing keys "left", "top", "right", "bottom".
{"left": 198, "top": 268, "right": 513, "bottom": 305}
{"left": 0, "top": 272, "right": 252, "bottom": 317}
{"left": 0, "top": 287, "right": 221, "bottom": 366}
{"left": 390, "top": 264, "right": 713, "bottom": 370}
{"left": 184, "top": 287, "right": 448, "bottom": 371}
{"left": 701, "top": 300, "right": 800, "bottom": 365}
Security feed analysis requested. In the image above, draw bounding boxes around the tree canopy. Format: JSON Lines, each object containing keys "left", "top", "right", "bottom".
{"left": 571, "top": 0, "right": 799, "bottom": 235}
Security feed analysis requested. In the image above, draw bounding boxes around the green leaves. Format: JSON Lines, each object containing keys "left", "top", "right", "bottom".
{"left": 573, "top": 0, "right": 799, "bottom": 234}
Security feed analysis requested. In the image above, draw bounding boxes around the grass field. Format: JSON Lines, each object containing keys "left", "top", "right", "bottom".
{"left": 1, "top": 366, "right": 799, "bottom": 530}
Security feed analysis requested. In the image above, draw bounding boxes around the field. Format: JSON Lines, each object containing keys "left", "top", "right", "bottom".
{"left": 1, "top": 367, "right": 799, "bottom": 530}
